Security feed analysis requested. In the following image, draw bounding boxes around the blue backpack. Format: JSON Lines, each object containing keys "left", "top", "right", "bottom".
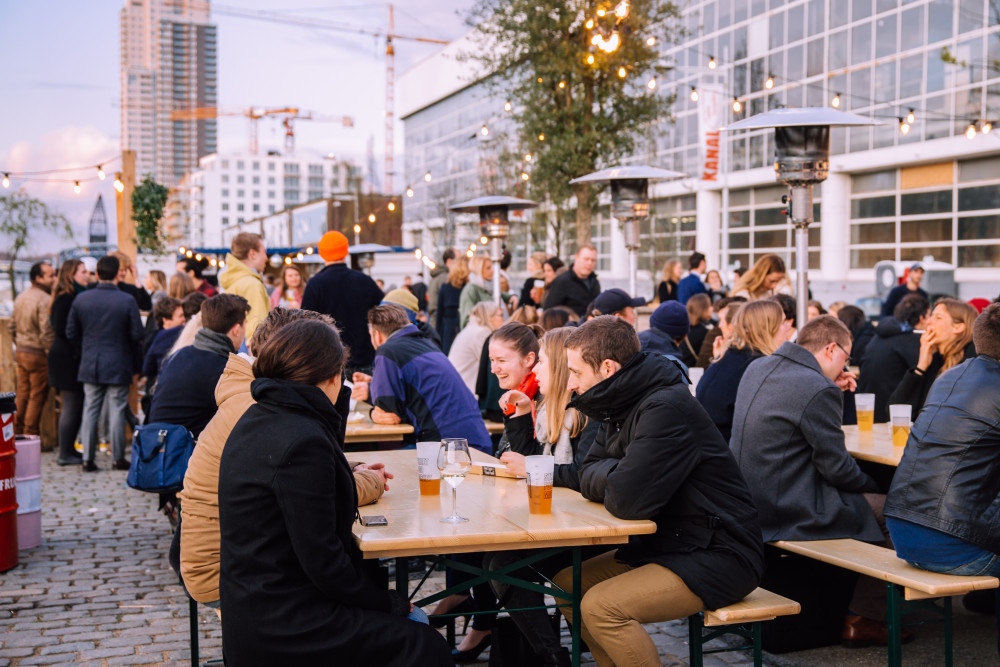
{"left": 127, "top": 423, "right": 195, "bottom": 494}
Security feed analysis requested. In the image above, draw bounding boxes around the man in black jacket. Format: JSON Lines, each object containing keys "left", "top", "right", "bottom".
{"left": 858, "top": 293, "right": 929, "bottom": 422}
{"left": 885, "top": 303, "right": 1000, "bottom": 646}
{"left": 301, "top": 231, "right": 384, "bottom": 374}
{"left": 552, "top": 316, "right": 764, "bottom": 666}
{"left": 541, "top": 244, "right": 600, "bottom": 317}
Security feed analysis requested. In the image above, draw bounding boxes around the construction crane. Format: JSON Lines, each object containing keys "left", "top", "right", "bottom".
{"left": 168, "top": 106, "right": 354, "bottom": 155}
{"left": 167, "top": 0, "right": 449, "bottom": 192}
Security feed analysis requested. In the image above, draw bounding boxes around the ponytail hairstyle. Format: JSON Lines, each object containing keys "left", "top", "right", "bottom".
{"left": 491, "top": 321, "right": 542, "bottom": 361}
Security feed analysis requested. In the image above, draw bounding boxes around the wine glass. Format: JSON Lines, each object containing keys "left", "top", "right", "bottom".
{"left": 437, "top": 438, "right": 471, "bottom": 523}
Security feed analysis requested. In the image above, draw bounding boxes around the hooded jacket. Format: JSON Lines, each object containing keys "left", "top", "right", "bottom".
{"left": 857, "top": 316, "right": 921, "bottom": 422}
{"left": 572, "top": 352, "right": 764, "bottom": 611}
{"left": 218, "top": 253, "right": 269, "bottom": 339}
{"left": 219, "top": 378, "right": 451, "bottom": 666}
{"left": 179, "top": 354, "right": 385, "bottom": 604}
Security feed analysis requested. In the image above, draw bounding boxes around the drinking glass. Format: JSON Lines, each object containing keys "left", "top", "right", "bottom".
{"left": 437, "top": 438, "right": 471, "bottom": 523}
{"left": 856, "top": 393, "right": 875, "bottom": 431}
{"left": 889, "top": 404, "right": 912, "bottom": 448}
{"left": 416, "top": 441, "right": 441, "bottom": 496}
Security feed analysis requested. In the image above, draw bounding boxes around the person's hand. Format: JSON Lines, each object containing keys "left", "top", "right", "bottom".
{"left": 712, "top": 335, "right": 727, "bottom": 360}
{"left": 499, "top": 390, "right": 531, "bottom": 417}
{"left": 352, "top": 372, "right": 372, "bottom": 384}
{"left": 355, "top": 462, "right": 393, "bottom": 491}
{"left": 371, "top": 406, "right": 402, "bottom": 425}
{"left": 917, "top": 328, "right": 938, "bottom": 371}
{"left": 507, "top": 295, "right": 520, "bottom": 310}
{"left": 499, "top": 451, "right": 526, "bottom": 477}
{"left": 834, "top": 369, "right": 857, "bottom": 393}
{"left": 351, "top": 382, "right": 370, "bottom": 402}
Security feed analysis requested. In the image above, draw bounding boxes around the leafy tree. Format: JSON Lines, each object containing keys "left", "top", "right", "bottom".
{"left": 465, "top": 0, "right": 680, "bottom": 249}
{"left": 0, "top": 190, "right": 72, "bottom": 298}
{"left": 132, "top": 175, "right": 170, "bottom": 254}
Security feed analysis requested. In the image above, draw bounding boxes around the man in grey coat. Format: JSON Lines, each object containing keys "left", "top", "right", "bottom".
{"left": 731, "top": 315, "right": 907, "bottom": 648}
{"left": 67, "top": 255, "right": 144, "bottom": 472}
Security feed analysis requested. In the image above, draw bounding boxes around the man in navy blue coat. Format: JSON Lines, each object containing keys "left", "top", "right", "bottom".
{"left": 67, "top": 255, "right": 144, "bottom": 472}
{"left": 677, "top": 251, "right": 708, "bottom": 305}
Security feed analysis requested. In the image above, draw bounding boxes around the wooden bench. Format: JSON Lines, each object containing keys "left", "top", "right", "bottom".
{"left": 688, "top": 587, "right": 801, "bottom": 667}
{"left": 772, "top": 539, "right": 999, "bottom": 667}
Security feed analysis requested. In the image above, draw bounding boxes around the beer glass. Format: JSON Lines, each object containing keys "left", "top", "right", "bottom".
{"left": 525, "top": 455, "right": 554, "bottom": 515}
{"left": 416, "top": 441, "right": 441, "bottom": 496}
{"left": 856, "top": 393, "right": 875, "bottom": 431}
{"left": 889, "top": 404, "right": 911, "bottom": 448}
{"left": 437, "top": 438, "right": 471, "bottom": 523}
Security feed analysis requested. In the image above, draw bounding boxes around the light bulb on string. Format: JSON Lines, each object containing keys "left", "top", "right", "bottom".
{"left": 647, "top": 78, "right": 657, "bottom": 90}
{"left": 898, "top": 118, "right": 910, "bottom": 135}
{"left": 597, "top": 8, "right": 606, "bottom": 16}
{"left": 521, "top": 172, "right": 530, "bottom": 181}
{"left": 586, "top": 54, "right": 595, "bottom": 65}
{"left": 690, "top": 87, "right": 699, "bottom": 102}
{"left": 424, "top": 171, "right": 432, "bottom": 182}
{"left": 368, "top": 213, "right": 376, "bottom": 223}
{"left": 296, "top": 253, "right": 304, "bottom": 260}
{"left": 614, "top": 0, "right": 629, "bottom": 20}
{"left": 284, "top": 257, "right": 292, "bottom": 265}
{"left": 618, "top": 66, "right": 627, "bottom": 78}
{"left": 708, "top": 56, "right": 717, "bottom": 70}
{"left": 114, "top": 173, "right": 124, "bottom": 192}
{"left": 538, "top": 133, "right": 545, "bottom": 141}
{"left": 480, "top": 123, "right": 489, "bottom": 136}
{"left": 480, "top": 236, "right": 488, "bottom": 245}
{"left": 73, "top": 181, "right": 81, "bottom": 194}
{"left": 906, "top": 109, "right": 915, "bottom": 125}
{"left": 466, "top": 250, "right": 474, "bottom": 258}
{"left": 388, "top": 202, "right": 396, "bottom": 211}
{"left": 983, "top": 121, "right": 993, "bottom": 135}
{"left": 831, "top": 92, "right": 841, "bottom": 108}
{"left": 179, "top": 247, "right": 186, "bottom": 254}
{"left": 2, "top": 174, "right": 8, "bottom": 188}
{"left": 504, "top": 101, "right": 512, "bottom": 112}
{"left": 415, "top": 249, "right": 422, "bottom": 259}
{"left": 405, "top": 186, "right": 414, "bottom": 197}
{"left": 765, "top": 74, "right": 774, "bottom": 89}
{"left": 470, "top": 243, "right": 477, "bottom": 251}
{"left": 966, "top": 123, "right": 978, "bottom": 140}
{"left": 186, "top": 250, "right": 194, "bottom": 258}
{"left": 524, "top": 153, "right": 532, "bottom": 162}
{"left": 558, "top": 80, "right": 566, "bottom": 89}
{"left": 306, "top": 246, "right": 313, "bottom": 254}
{"left": 585, "top": 18, "right": 594, "bottom": 29}
{"left": 97, "top": 165, "right": 106, "bottom": 180}
{"left": 732, "top": 97, "right": 742, "bottom": 113}
{"left": 353, "top": 224, "right": 361, "bottom": 233}
{"left": 646, "top": 36, "right": 656, "bottom": 46}
{"left": 195, "top": 254, "right": 202, "bottom": 261}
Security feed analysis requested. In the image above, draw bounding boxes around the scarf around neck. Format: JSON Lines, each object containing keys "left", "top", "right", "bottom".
{"left": 194, "top": 327, "right": 236, "bottom": 359}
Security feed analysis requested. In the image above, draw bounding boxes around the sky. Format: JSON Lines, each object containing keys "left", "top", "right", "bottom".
{"left": 0, "top": 0, "right": 474, "bottom": 252}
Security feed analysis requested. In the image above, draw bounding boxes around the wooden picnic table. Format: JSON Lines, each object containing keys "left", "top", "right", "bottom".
{"left": 344, "top": 402, "right": 504, "bottom": 445}
{"left": 351, "top": 448, "right": 656, "bottom": 667}
{"left": 843, "top": 423, "right": 904, "bottom": 467}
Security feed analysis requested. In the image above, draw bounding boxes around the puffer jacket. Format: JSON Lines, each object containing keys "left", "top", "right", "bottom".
{"left": 885, "top": 355, "right": 1000, "bottom": 553}
{"left": 218, "top": 254, "right": 269, "bottom": 339}
{"left": 179, "top": 354, "right": 385, "bottom": 604}
{"left": 572, "top": 351, "right": 764, "bottom": 611}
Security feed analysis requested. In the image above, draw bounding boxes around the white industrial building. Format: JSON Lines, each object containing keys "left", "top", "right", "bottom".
{"left": 400, "top": 0, "right": 1000, "bottom": 302}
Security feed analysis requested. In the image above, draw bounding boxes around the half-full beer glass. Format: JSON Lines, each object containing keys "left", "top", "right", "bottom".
{"left": 416, "top": 441, "right": 441, "bottom": 495}
{"left": 525, "top": 455, "right": 554, "bottom": 514}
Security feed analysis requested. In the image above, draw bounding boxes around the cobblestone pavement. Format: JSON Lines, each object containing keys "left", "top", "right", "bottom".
{"left": 1, "top": 451, "right": 996, "bottom": 666}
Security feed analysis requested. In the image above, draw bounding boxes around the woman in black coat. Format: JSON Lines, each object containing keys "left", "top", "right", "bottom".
{"left": 218, "top": 319, "right": 451, "bottom": 667}
{"left": 436, "top": 261, "right": 467, "bottom": 355}
{"left": 48, "top": 259, "right": 90, "bottom": 465}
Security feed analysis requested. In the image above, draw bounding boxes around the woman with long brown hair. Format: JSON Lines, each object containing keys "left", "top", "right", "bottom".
{"left": 889, "top": 298, "right": 977, "bottom": 420}
{"left": 218, "top": 319, "right": 450, "bottom": 666}
{"left": 48, "top": 259, "right": 91, "bottom": 465}
{"left": 696, "top": 300, "right": 786, "bottom": 441}
{"left": 436, "top": 255, "right": 469, "bottom": 354}
{"left": 168, "top": 271, "right": 196, "bottom": 299}
{"left": 269, "top": 263, "right": 306, "bottom": 309}
{"left": 731, "top": 254, "right": 789, "bottom": 300}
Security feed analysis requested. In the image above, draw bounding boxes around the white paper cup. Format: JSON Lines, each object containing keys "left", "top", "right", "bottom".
{"left": 416, "top": 441, "right": 441, "bottom": 495}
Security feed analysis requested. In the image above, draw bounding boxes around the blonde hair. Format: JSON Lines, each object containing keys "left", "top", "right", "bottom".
{"left": 168, "top": 271, "right": 196, "bottom": 299}
{"left": 728, "top": 300, "right": 784, "bottom": 355}
{"left": 469, "top": 301, "right": 501, "bottom": 330}
{"left": 539, "top": 328, "right": 587, "bottom": 439}
{"left": 510, "top": 305, "right": 539, "bottom": 325}
{"left": 110, "top": 250, "right": 133, "bottom": 273}
{"left": 449, "top": 255, "right": 470, "bottom": 288}
{"left": 934, "top": 298, "right": 977, "bottom": 372}
{"left": 529, "top": 251, "right": 548, "bottom": 274}
{"left": 661, "top": 260, "right": 682, "bottom": 283}
{"left": 732, "top": 254, "right": 786, "bottom": 299}
{"left": 147, "top": 270, "right": 167, "bottom": 292}
{"left": 167, "top": 312, "right": 201, "bottom": 358}
{"left": 469, "top": 255, "right": 490, "bottom": 279}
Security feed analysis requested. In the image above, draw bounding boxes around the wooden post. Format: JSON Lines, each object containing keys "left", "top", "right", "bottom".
{"left": 0, "top": 317, "right": 14, "bottom": 394}
{"left": 116, "top": 149, "right": 137, "bottom": 263}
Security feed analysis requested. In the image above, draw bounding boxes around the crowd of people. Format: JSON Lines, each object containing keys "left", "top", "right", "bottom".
{"left": 8, "top": 235, "right": 1000, "bottom": 666}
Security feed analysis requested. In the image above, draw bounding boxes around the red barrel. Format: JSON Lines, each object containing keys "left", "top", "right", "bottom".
{"left": 0, "top": 392, "right": 18, "bottom": 572}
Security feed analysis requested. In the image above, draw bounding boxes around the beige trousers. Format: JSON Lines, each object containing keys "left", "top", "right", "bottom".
{"left": 553, "top": 550, "right": 704, "bottom": 667}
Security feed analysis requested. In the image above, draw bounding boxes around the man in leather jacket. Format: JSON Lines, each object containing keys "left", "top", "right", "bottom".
{"left": 551, "top": 316, "right": 764, "bottom": 667}
{"left": 885, "top": 302, "right": 1000, "bottom": 653}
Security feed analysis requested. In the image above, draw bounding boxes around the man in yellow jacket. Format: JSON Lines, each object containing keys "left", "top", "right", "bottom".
{"left": 219, "top": 232, "right": 270, "bottom": 339}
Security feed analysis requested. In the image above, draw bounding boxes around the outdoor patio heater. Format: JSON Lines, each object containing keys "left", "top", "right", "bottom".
{"left": 726, "top": 108, "right": 878, "bottom": 326}
{"left": 570, "top": 166, "right": 685, "bottom": 298}
{"left": 449, "top": 195, "right": 538, "bottom": 303}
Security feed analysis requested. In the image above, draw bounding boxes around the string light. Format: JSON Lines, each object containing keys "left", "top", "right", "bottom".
{"left": 306, "top": 246, "right": 313, "bottom": 254}
{"left": 353, "top": 224, "right": 361, "bottom": 233}
{"left": 538, "top": 133, "right": 545, "bottom": 141}
{"left": 732, "top": 97, "right": 742, "bottom": 113}
{"left": 708, "top": 56, "right": 717, "bottom": 70}
{"left": 466, "top": 250, "right": 474, "bottom": 258}
{"left": 470, "top": 243, "right": 477, "bottom": 250}
{"left": 480, "top": 236, "right": 488, "bottom": 244}
{"left": 2, "top": 174, "right": 8, "bottom": 188}
{"left": 97, "top": 165, "right": 106, "bottom": 180}
{"left": 480, "top": 123, "right": 489, "bottom": 136}
{"left": 114, "top": 173, "right": 124, "bottom": 193}
{"left": 596, "top": 8, "right": 606, "bottom": 16}
{"left": 424, "top": 171, "right": 432, "bottom": 182}
{"left": 614, "top": 0, "right": 629, "bottom": 20}
{"left": 558, "top": 80, "right": 566, "bottom": 89}
{"left": 592, "top": 32, "right": 621, "bottom": 53}
{"left": 647, "top": 78, "right": 657, "bottom": 90}
{"left": 209, "top": 259, "right": 217, "bottom": 267}
{"left": 73, "top": 181, "right": 81, "bottom": 194}
{"left": 983, "top": 121, "right": 993, "bottom": 135}
{"left": 415, "top": 249, "right": 422, "bottom": 259}
{"left": 296, "top": 252, "right": 304, "bottom": 260}
{"left": 368, "top": 213, "right": 376, "bottom": 223}
{"left": 906, "top": 108, "right": 915, "bottom": 125}
{"left": 831, "top": 92, "right": 841, "bottom": 108}
{"left": 586, "top": 54, "right": 595, "bottom": 65}
{"left": 504, "top": 101, "right": 512, "bottom": 112}
{"left": 618, "top": 66, "right": 627, "bottom": 78}
{"left": 898, "top": 118, "right": 910, "bottom": 135}
{"left": 765, "top": 74, "right": 774, "bottom": 90}
{"left": 406, "top": 186, "right": 414, "bottom": 197}
{"left": 966, "top": 123, "right": 978, "bottom": 140}
{"left": 186, "top": 250, "right": 194, "bottom": 258}
{"left": 179, "top": 247, "right": 186, "bottom": 254}
{"left": 521, "top": 171, "right": 530, "bottom": 181}
{"left": 284, "top": 257, "right": 292, "bottom": 265}
{"left": 646, "top": 36, "right": 656, "bottom": 46}
{"left": 195, "top": 253, "right": 202, "bottom": 261}
{"left": 219, "top": 261, "right": 225, "bottom": 268}
{"left": 524, "top": 153, "right": 532, "bottom": 162}
{"left": 388, "top": 202, "right": 396, "bottom": 211}
{"left": 690, "top": 87, "right": 699, "bottom": 102}
{"left": 585, "top": 18, "right": 594, "bottom": 29}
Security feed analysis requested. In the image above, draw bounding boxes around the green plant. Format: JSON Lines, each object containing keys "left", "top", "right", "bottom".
{"left": 131, "top": 175, "right": 170, "bottom": 254}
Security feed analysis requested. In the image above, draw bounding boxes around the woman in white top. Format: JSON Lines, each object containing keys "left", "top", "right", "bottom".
{"left": 731, "top": 253, "right": 793, "bottom": 300}
{"left": 448, "top": 302, "right": 504, "bottom": 392}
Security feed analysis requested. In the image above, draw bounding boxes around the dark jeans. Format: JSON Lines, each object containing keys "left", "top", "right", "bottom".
{"left": 57, "top": 389, "right": 84, "bottom": 463}
{"left": 446, "top": 553, "right": 498, "bottom": 632}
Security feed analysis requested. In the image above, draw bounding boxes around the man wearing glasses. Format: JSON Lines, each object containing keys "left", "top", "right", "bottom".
{"left": 730, "top": 315, "right": 910, "bottom": 649}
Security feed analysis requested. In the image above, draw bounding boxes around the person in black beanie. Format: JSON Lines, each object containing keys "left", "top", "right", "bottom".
{"left": 640, "top": 300, "right": 697, "bottom": 367}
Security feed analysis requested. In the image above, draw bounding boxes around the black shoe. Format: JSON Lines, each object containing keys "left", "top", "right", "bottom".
{"left": 113, "top": 459, "right": 131, "bottom": 471}
{"left": 58, "top": 453, "right": 83, "bottom": 466}
{"left": 452, "top": 634, "right": 491, "bottom": 663}
{"left": 82, "top": 461, "right": 100, "bottom": 472}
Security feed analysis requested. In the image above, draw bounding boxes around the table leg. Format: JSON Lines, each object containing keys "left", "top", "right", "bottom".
{"left": 394, "top": 557, "right": 409, "bottom": 598}
{"left": 571, "top": 546, "right": 581, "bottom": 667}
